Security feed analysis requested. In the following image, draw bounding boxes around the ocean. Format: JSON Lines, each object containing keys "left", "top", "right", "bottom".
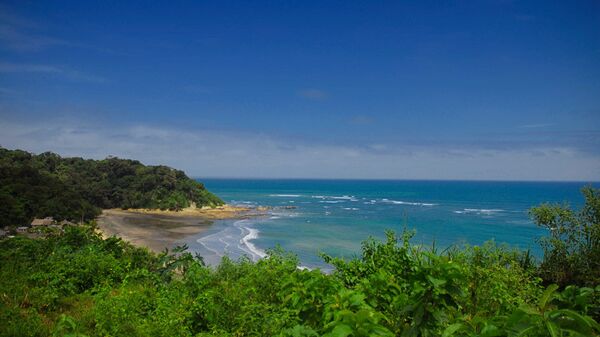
{"left": 187, "top": 179, "right": 597, "bottom": 270}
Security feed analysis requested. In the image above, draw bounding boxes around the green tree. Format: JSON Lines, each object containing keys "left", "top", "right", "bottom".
{"left": 530, "top": 186, "right": 600, "bottom": 287}
{"left": 0, "top": 147, "right": 224, "bottom": 227}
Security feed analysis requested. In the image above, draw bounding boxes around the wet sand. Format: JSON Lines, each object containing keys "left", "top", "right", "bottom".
{"left": 97, "top": 206, "right": 265, "bottom": 252}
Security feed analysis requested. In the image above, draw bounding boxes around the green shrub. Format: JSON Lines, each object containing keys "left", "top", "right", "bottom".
{"left": 530, "top": 186, "right": 600, "bottom": 287}
{"left": 1, "top": 211, "right": 599, "bottom": 336}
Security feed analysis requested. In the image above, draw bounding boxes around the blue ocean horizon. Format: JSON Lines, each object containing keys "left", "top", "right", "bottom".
{"left": 188, "top": 179, "right": 598, "bottom": 270}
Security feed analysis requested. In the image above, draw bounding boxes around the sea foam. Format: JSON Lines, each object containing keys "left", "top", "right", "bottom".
{"left": 196, "top": 219, "right": 267, "bottom": 265}
{"left": 240, "top": 227, "right": 267, "bottom": 259}
{"left": 454, "top": 208, "right": 505, "bottom": 215}
{"left": 313, "top": 195, "right": 358, "bottom": 201}
{"left": 381, "top": 198, "right": 437, "bottom": 206}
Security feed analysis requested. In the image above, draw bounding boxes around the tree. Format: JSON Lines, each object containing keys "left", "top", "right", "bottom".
{"left": 530, "top": 186, "right": 600, "bottom": 287}
{"left": 0, "top": 147, "right": 224, "bottom": 227}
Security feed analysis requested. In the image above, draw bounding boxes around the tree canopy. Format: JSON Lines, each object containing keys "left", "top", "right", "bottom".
{"left": 0, "top": 148, "right": 223, "bottom": 227}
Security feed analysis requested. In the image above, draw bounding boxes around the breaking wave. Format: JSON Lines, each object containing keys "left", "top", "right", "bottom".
{"left": 312, "top": 195, "right": 359, "bottom": 202}
{"left": 196, "top": 219, "right": 267, "bottom": 266}
{"left": 381, "top": 198, "right": 437, "bottom": 206}
{"left": 454, "top": 208, "right": 505, "bottom": 215}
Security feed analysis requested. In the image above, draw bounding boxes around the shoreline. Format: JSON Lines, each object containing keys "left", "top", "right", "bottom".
{"left": 96, "top": 205, "right": 266, "bottom": 253}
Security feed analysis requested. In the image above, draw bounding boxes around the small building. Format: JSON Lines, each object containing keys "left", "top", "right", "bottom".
{"left": 16, "top": 227, "right": 29, "bottom": 233}
{"left": 31, "top": 217, "right": 54, "bottom": 227}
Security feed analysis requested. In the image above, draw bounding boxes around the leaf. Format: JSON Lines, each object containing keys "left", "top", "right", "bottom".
{"left": 326, "top": 324, "right": 353, "bottom": 337}
{"left": 480, "top": 324, "right": 503, "bottom": 337}
{"left": 507, "top": 308, "right": 527, "bottom": 326}
{"left": 518, "top": 305, "right": 540, "bottom": 317}
{"left": 545, "top": 320, "right": 559, "bottom": 337}
{"left": 553, "top": 309, "right": 596, "bottom": 335}
{"left": 284, "top": 325, "right": 319, "bottom": 337}
{"left": 355, "top": 309, "right": 373, "bottom": 323}
{"left": 426, "top": 275, "right": 446, "bottom": 288}
{"left": 515, "top": 326, "right": 538, "bottom": 337}
{"left": 539, "top": 284, "right": 559, "bottom": 310}
{"left": 442, "top": 323, "right": 463, "bottom": 337}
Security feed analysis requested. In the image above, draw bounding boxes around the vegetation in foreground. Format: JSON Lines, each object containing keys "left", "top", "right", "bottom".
{"left": 0, "top": 188, "right": 598, "bottom": 337}
{"left": 0, "top": 148, "right": 224, "bottom": 227}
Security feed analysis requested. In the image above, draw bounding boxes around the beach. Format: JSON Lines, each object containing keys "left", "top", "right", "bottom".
{"left": 97, "top": 205, "right": 264, "bottom": 253}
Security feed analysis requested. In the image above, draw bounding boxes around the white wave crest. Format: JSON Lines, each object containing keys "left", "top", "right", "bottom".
{"left": 381, "top": 198, "right": 437, "bottom": 206}
{"left": 312, "top": 195, "right": 358, "bottom": 201}
{"left": 455, "top": 208, "right": 505, "bottom": 215}
{"left": 240, "top": 227, "right": 267, "bottom": 259}
{"left": 196, "top": 219, "right": 267, "bottom": 264}
{"left": 230, "top": 200, "right": 256, "bottom": 205}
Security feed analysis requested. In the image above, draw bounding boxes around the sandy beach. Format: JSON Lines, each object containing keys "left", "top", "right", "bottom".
{"left": 97, "top": 205, "right": 265, "bottom": 253}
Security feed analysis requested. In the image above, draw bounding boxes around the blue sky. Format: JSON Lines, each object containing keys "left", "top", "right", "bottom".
{"left": 1, "top": 1, "right": 599, "bottom": 180}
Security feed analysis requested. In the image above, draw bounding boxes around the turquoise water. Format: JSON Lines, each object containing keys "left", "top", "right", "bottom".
{"left": 188, "top": 179, "right": 597, "bottom": 270}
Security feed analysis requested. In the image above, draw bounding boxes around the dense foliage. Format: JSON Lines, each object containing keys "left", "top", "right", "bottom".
{"left": 0, "top": 148, "right": 223, "bottom": 227}
{"left": 1, "top": 151, "right": 598, "bottom": 337}
{"left": 2, "top": 191, "right": 600, "bottom": 336}
{"left": 530, "top": 187, "right": 600, "bottom": 287}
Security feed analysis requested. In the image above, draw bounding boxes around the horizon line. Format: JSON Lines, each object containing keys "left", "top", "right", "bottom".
{"left": 192, "top": 177, "right": 600, "bottom": 184}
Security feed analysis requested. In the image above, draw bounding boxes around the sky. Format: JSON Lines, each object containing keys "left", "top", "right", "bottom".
{"left": 0, "top": 0, "right": 599, "bottom": 181}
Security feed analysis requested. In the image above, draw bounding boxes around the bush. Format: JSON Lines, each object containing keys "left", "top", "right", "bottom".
{"left": 530, "top": 186, "right": 600, "bottom": 287}
{"left": 1, "top": 206, "right": 599, "bottom": 336}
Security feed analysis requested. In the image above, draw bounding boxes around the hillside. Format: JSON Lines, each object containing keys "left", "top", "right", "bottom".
{"left": 0, "top": 148, "right": 223, "bottom": 227}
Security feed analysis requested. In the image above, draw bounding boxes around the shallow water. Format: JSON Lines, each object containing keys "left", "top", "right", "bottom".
{"left": 187, "top": 179, "right": 598, "bottom": 270}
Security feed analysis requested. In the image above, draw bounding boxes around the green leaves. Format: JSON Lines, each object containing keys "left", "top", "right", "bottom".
{"left": 0, "top": 147, "right": 224, "bottom": 227}
{"left": 441, "top": 323, "right": 463, "bottom": 337}
{"left": 503, "top": 285, "right": 600, "bottom": 337}
{"left": 281, "top": 325, "right": 319, "bottom": 337}
{"left": 530, "top": 186, "right": 600, "bottom": 287}
{"left": 2, "top": 223, "right": 600, "bottom": 337}
{"left": 51, "top": 315, "right": 88, "bottom": 337}
{"left": 539, "top": 284, "right": 559, "bottom": 310}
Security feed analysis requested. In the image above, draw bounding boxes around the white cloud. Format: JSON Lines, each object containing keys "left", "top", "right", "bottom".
{"left": 517, "top": 123, "right": 554, "bottom": 129}
{"left": 298, "top": 88, "right": 328, "bottom": 101}
{"left": 0, "top": 62, "right": 107, "bottom": 83}
{"left": 0, "top": 7, "right": 120, "bottom": 55}
{"left": 183, "top": 85, "right": 213, "bottom": 94}
{"left": 0, "top": 25, "right": 68, "bottom": 52}
{"left": 0, "top": 8, "right": 69, "bottom": 52}
{"left": 349, "top": 115, "right": 374, "bottom": 125}
{"left": 0, "top": 120, "right": 599, "bottom": 181}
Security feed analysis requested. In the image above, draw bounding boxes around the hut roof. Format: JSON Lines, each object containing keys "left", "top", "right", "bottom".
{"left": 31, "top": 217, "right": 54, "bottom": 226}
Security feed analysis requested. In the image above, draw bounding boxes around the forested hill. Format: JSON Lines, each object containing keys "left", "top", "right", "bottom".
{"left": 0, "top": 147, "right": 224, "bottom": 227}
